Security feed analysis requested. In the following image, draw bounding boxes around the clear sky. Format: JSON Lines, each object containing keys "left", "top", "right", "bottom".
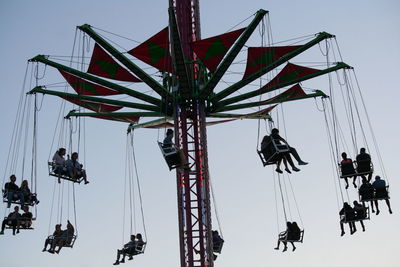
{"left": 0, "top": 1, "right": 399, "bottom": 267}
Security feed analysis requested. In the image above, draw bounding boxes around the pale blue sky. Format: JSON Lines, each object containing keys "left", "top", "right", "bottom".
{"left": 0, "top": 1, "right": 399, "bottom": 267}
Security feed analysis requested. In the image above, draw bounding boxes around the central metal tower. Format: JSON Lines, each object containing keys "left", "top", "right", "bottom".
{"left": 169, "top": 1, "right": 213, "bottom": 267}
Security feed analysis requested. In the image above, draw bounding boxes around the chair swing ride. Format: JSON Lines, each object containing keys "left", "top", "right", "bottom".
{"left": 1, "top": 0, "right": 393, "bottom": 266}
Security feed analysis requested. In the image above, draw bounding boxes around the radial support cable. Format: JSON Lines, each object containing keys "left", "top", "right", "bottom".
{"left": 29, "top": 55, "right": 163, "bottom": 106}
{"left": 29, "top": 86, "right": 162, "bottom": 112}
{"left": 210, "top": 32, "right": 335, "bottom": 103}
{"left": 277, "top": 175, "right": 288, "bottom": 223}
{"left": 323, "top": 99, "right": 345, "bottom": 203}
{"left": 198, "top": 9, "right": 268, "bottom": 99}
{"left": 77, "top": 24, "right": 172, "bottom": 100}
{"left": 351, "top": 70, "right": 388, "bottom": 180}
{"left": 286, "top": 176, "right": 304, "bottom": 227}
{"left": 344, "top": 70, "right": 370, "bottom": 152}
{"left": 122, "top": 134, "right": 129, "bottom": 244}
{"left": 281, "top": 174, "right": 292, "bottom": 221}
{"left": 209, "top": 174, "right": 223, "bottom": 238}
{"left": 21, "top": 95, "right": 32, "bottom": 181}
{"left": 48, "top": 179, "right": 58, "bottom": 235}
{"left": 337, "top": 71, "right": 358, "bottom": 155}
{"left": 130, "top": 132, "right": 148, "bottom": 239}
{"left": 72, "top": 183, "right": 78, "bottom": 236}
{"left": 128, "top": 134, "right": 134, "bottom": 235}
{"left": 31, "top": 94, "right": 38, "bottom": 195}
{"left": 2, "top": 64, "right": 30, "bottom": 188}
{"left": 216, "top": 62, "right": 351, "bottom": 108}
{"left": 272, "top": 172, "right": 280, "bottom": 236}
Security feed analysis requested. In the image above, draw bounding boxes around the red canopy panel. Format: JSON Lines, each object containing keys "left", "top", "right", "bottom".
{"left": 92, "top": 115, "right": 140, "bottom": 124}
{"left": 60, "top": 97, "right": 123, "bottom": 113}
{"left": 87, "top": 43, "right": 141, "bottom": 82}
{"left": 59, "top": 70, "right": 120, "bottom": 96}
{"left": 243, "top": 46, "right": 301, "bottom": 78}
{"left": 261, "top": 63, "right": 320, "bottom": 92}
{"left": 261, "top": 84, "right": 306, "bottom": 104}
{"left": 128, "top": 27, "right": 173, "bottom": 73}
{"left": 191, "top": 28, "right": 245, "bottom": 72}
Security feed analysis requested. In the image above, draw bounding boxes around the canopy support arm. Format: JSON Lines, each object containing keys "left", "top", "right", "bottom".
{"left": 29, "top": 55, "right": 162, "bottom": 106}
{"left": 212, "top": 90, "right": 327, "bottom": 112}
{"left": 197, "top": 9, "right": 268, "bottom": 99}
{"left": 67, "top": 111, "right": 165, "bottom": 118}
{"left": 78, "top": 24, "right": 172, "bottom": 99}
{"left": 29, "top": 86, "right": 163, "bottom": 112}
{"left": 210, "top": 31, "right": 335, "bottom": 103}
{"left": 208, "top": 112, "right": 271, "bottom": 120}
{"left": 215, "top": 62, "right": 350, "bottom": 108}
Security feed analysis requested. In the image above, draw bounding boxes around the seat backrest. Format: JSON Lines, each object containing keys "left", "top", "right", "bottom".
{"left": 213, "top": 240, "right": 224, "bottom": 253}
{"left": 340, "top": 161, "right": 356, "bottom": 176}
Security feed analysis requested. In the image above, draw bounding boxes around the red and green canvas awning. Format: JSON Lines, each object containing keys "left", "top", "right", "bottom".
{"left": 243, "top": 45, "right": 302, "bottom": 78}
{"left": 191, "top": 28, "right": 245, "bottom": 72}
{"left": 60, "top": 96, "right": 123, "bottom": 113}
{"left": 128, "top": 27, "right": 173, "bottom": 73}
{"left": 87, "top": 43, "right": 141, "bottom": 82}
{"left": 261, "top": 63, "right": 320, "bottom": 91}
{"left": 59, "top": 70, "right": 120, "bottom": 96}
{"left": 261, "top": 84, "right": 306, "bottom": 104}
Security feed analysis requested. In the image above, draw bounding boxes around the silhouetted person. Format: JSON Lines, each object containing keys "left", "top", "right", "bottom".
{"left": 48, "top": 220, "right": 75, "bottom": 254}
{"left": 356, "top": 148, "right": 372, "bottom": 182}
{"left": 19, "top": 206, "right": 33, "bottom": 229}
{"left": 3, "top": 174, "right": 25, "bottom": 208}
{"left": 275, "top": 222, "right": 298, "bottom": 252}
{"left": 162, "top": 129, "right": 189, "bottom": 170}
{"left": 353, "top": 201, "right": 366, "bottom": 232}
{"left": 20, "top": 180, "right": 39, "bottom": 205}
{"left": 43, "top": 224, "right": 62, "bottom": 252}
{"left": 163, "top": 129, "right": 174, "bottom": 152}
{"left": 372, "top": 176, "right": 392, "bottom": 215}
{"left": 52, "top": 148, "right": 67, "bottom": 184}
{"left": 359, "top": 177, "right": 375, "bottom": 212}
{"left": 271, "top": 128, "right": 307, "bottom": 173}
{"left": 287, "top": 221, "right": 301, "bottom": 251}
{"left": 0, "top": 206, "right": 21, "bottom": 235}
{"left": 340, "top": 152, "right": 357, "bottom": 189}
{"left": 212, "top": 230, "right": 224, "bottom": 260}
{"left": 340, "top": 202, "right": 356, "bottom": 236}
{"left": 114, "top": 234, "right": 143, "bottom": 265}
{"left": 66, "top": 152, "right": 89, "bottom": 184}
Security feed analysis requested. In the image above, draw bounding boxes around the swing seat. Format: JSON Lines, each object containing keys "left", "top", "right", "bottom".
{"left": 158, "top": 142, "right": 182, "bottom": 170}
{"left": 355, "top": 160, "right": 373, "bottom": 176}
{"left": 126, "top": 241, "right": 147, "bottom": 256}
{"left": 2, "top": 190, "right": 36, "bottom": 206}
{"left": 4, "top": 217, "right": 35, "bottom": 230}
{"left": 340, "top": 207, "right": 370, "bottom": 223}
{"left": 339, "top": 161, "right": 357, "bottom": 178}
{"left": 257, "top": 139, "right": 290, "bottom": 167}
{"left": 48, "top": 162, "right": 83, "bottom": 183}
{"left": 213, "top": 240, "right": 224, "bottom": 254}
{"left": 278, "top": 229, "right": 304, "bottom": 243}
{"left": 62, "top": 235, "right": 77, "bottom": 248}
{"left": 374, "top": 186, "right": 390, "bottom": 200}
{"left": 359, "top": 185, "right": 390, "bottom": 202}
